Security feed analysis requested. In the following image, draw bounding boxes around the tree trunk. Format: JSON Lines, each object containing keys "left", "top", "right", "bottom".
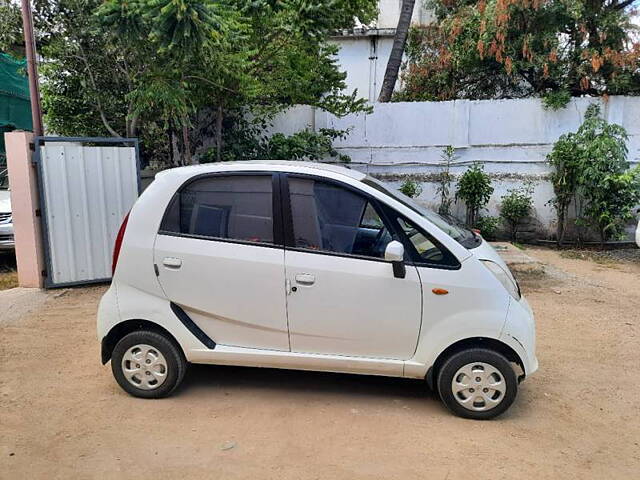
{"left": 181, "top": 119, "right": 193, "bottom": 165}
{"left": 170, "top": 126, "right": 181, "bottom": 167}
{"left": 556, "top": 206, "right": 566, "bottom": 247}
{"left": 377, "top": 0, "right": 416, "bottom": 102}
{"left": 215, "top": 105, "right": 223, "bottom": 162}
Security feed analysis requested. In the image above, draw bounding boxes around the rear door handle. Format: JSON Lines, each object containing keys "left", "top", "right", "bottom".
{"left": 162, "top": 257, "right": 182, "bottom": 269}
{"left": 295, "top": 273, "right": 315, "bottom": 285}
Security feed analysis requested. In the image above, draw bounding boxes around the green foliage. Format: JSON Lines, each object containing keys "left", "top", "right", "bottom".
{"left": 9, "top": 0, "right": 378, "bottom": 166}
{"left": 0, "top": 2, "right": 23, "bottom": 57}
{"left": 474, "top": 216, "right": 501, "bottom": 241}
{"left": 500, "top": 183, "right": 534, "bottom": 242}
{"left": 202, "top": 127, "right": 350, "bottom": 163}
{"left": 548, "top": 103, "right": 640, "bottom": 245}
{"left": 399, "top": 179, "right": 423, "bottom": 198}
{"left": 435, "top": 145, "right": 456, "bottom": 215}
{"left": 397, "top": 0, "right": 640, "bottom": 102}
{"left": 547, "top": 128, "right": 581, "bottom": 245}
{"left": 542, "top": 90, "right": 571, "bottom": 110}
{"left": 456, "top": 163, "right": 494, "bottom": 226}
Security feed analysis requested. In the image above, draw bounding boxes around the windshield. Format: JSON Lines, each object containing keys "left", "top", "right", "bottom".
{"left": 362, "top": 176, "right": 481, "bottom": 249}
{"left": 0, "top": 169, "right": 8, "bottom": 190}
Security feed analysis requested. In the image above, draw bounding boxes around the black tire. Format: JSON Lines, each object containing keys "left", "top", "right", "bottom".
{"left": 111, "top": 330, "right": 187, "bottom": 398}
{"left": 437, "top": 348, "right": 517, "bottom": 420}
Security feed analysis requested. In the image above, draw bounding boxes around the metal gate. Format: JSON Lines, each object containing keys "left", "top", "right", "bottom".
{"left": 34, "top": 137, "right": 140, "bottom": 287}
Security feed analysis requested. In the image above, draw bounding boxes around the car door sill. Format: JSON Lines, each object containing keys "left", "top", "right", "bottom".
{"left": 186, "top": 345, "right": 406, "bottom": 377}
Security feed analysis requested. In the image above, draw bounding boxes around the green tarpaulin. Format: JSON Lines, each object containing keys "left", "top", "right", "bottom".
{"left": 0, "top": 53, "right": 32, "bottom": 161}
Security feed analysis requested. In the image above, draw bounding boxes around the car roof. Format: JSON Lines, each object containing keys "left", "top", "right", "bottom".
{"left": 156, "top": 160, "right": 366, "bottom": 182}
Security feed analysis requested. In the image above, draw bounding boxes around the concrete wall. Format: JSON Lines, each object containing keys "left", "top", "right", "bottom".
{"left": 264, "top": 96, "right": 640, "bottom": 238}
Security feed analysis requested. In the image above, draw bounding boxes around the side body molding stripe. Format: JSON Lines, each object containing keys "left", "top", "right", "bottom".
{"left": 170, "top": 302, "right": 217, "bottom": 349}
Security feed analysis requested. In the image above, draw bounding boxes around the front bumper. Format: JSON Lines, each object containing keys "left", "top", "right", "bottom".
{"left": 500, "top": 295, "right": 538, "bottom": 377}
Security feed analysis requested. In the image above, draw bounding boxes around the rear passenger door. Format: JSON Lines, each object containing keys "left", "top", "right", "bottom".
{"left": 154, "top": 173, "right": 290, "bottom": 351}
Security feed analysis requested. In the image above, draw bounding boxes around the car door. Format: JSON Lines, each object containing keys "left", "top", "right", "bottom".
{"left": 154, "top": 173, "right": 290, "bottom": 351}
{"left": 283, "top": 175, "right": 423, "bottom": 360}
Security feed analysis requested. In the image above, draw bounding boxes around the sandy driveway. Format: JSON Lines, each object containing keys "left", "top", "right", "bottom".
{"left": 1, "top": 248, "right": 639, "bottom": 479}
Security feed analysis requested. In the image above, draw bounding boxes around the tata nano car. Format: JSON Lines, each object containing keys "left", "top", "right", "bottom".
{"left": 98, "top": 161, "right": 537, "bottom": 419}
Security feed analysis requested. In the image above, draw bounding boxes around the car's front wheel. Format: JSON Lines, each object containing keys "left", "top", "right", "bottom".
{"left": 437, "top": 348, "right": 517, "bottom": 420}
{"left": 111, "top": 330, "right": 186, "bottom": 398}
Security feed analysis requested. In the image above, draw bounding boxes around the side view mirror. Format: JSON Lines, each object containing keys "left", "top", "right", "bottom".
{"left": 384, "top": 240, "right": 406, "bottom": 279}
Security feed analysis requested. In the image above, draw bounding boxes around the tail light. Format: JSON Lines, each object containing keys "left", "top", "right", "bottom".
{"left": 112, "top": 212, "right": 130, "bottom": 275}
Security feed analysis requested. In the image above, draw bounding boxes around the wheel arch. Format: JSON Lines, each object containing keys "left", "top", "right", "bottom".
{"left": 101, "top": 319, "right": 185, "bottom": 365}
{"left": 425, "top": 337, "right": 525, "bottom": 390}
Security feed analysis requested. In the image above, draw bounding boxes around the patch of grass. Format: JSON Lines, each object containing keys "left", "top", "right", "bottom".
{"left": 512, "top": 242, "right": 526, "bottom": 250}
{"left": 0, "top": 271, "right": 18, "bottom": 290}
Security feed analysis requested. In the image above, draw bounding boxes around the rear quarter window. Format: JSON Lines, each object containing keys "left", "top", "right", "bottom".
{"left": 160, "top": 175, "right": 274, "bottom": 244}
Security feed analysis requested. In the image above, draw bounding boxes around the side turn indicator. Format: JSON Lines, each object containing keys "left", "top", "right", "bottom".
{"left": 432, "top": 288, "right": 449, "bottom": 295}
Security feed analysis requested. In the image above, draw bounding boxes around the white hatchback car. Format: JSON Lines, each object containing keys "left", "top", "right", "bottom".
{"left": 98, "top": 161, "right": 537, "bottom": 419}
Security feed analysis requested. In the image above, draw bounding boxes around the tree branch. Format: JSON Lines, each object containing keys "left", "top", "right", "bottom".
{"left": 75, "top": 45, "right": 122, "bottom": 138}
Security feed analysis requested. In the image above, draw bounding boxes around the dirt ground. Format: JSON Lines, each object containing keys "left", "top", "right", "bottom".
{"left": 1, "top": 248, "right": 639, "bottom": 480}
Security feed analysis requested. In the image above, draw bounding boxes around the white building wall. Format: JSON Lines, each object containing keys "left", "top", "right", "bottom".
{"left": 332, "top": 1, "right": 435, "bottom": 102}
{"left": 264, "top": 97, "right": 640, "bottom": 237}
{"left": 330, "top": 36, "right": 394, "bottom": 102}
{"left": 375, "top": 0, "right": 435, "bottom": 28}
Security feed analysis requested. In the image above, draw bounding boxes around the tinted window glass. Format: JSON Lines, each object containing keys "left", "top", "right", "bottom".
{"left": 289, "top": 178, "right": 391, "bottom": 258}
{"left": 161, "top": 175, "right": 273, "bottom": 244}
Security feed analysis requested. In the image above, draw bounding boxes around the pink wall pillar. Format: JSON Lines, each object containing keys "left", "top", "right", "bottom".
{"left": 4, "top": 131, "right": 45, "bottom": 288}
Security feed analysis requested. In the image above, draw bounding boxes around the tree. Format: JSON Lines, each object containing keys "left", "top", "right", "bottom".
{"left": 0, "top": 1, "right": 23, "bottom": 57}
{"left": 548, "top": 104, "right": 640, "bottom": 245}
{"left": 378, "top": 0, "right": 415, "bottom": 102}
{"left": 395, "top": 0, "right": 640, "bottom": 103}
{"left": 573, "top": 105, "right": 640, "bottom": 244}
{"left": 5, "top": 0, "right": 378, "bottom": 165}
{"left": 547, "top": 131, "right": 581, "bottom": 245}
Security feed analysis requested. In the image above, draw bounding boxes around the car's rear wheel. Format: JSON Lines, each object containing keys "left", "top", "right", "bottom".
{"left": 111, "top": 330, "right": 186, "bottom": 398}
{"left": 437, "top": 348, "right": 517, "bottom": 420}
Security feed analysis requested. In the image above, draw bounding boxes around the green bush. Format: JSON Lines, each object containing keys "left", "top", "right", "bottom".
{"left": 456, "top": 163, "right": 494, "bottom": 226}
{"left": 474, "top": 216, "right": 501, "bottom": 241}
{"left": 542, "top": 90, "right": 571, "bottom": 110}
{"left": 399, "top": 179, "right": 423, "bottom": 198}
{"left": 203, "top": 127, "right": 350, "bottom": 163}
{"left": 500, "top": 184, "right": 534, "bottom": 242}
{"left": 548, "top": 104, "right": 640, "bottom": 245}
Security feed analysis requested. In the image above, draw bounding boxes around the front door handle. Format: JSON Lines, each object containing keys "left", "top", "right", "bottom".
{"left": 295, "top": 273, "right": 315, "bottom": 285}
{"left": 162, "top": 257, "right": 182, "bottom": 269}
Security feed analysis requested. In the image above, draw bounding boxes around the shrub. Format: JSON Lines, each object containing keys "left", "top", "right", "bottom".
{"left": 500, "top": 184, "right": 534, "bottom": 242}
{"left": 456, "top": 163, "right": 493, "bottom": 226}
{"left": 548, "top": 104, "right": 640, "bottom": 245}
{"left": 399, "top": 179, "right": 423, "bottom": 198}
{"left": 542, "top": 90, "right": 571, "bottom": 110}
{"left": 202, "top": 127, "right": 350, "bottom": 163}
{"left": 474, "top": 216, "right": 501, "bottom": 241}
{"left": 435, "top": 146, "right": 456, "bottom": 216}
